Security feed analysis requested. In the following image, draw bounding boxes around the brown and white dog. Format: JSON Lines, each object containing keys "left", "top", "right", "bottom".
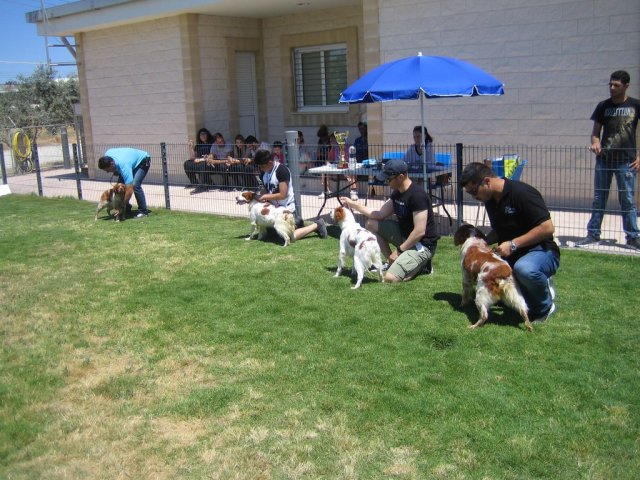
{"left": 331, "top": 205, "right": 384, "bottom": 289}
{"left": 453, "top": 224, "right": 532, "bottom": 331}
{"left": 95, "top": 183, "right": 128, "bottom": 222}
{"left": 235, "top": 191, "right": 296, "bottom": 246}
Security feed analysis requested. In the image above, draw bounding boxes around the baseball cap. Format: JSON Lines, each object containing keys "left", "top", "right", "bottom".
{"left": 376, "top": 159, "right": 408, "bottom": 182}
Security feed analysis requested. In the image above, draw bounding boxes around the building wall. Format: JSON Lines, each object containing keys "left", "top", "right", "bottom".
{"left": 375, "top": 0, "right": 640, "bottom": 146}
{"left": 261, "top": 7, "right": 365, "bottom": 143}
{"left": 81, "top": 16, "right": 191, "bottom": 146}
{"left": 75, "top": 0, "right": 640, "bottom": 153}
{"left": 196, "top": 15, "right": 263, "bottom": 140}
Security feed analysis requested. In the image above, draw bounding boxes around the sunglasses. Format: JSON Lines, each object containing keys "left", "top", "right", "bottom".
{"left": 465, "top": 184, "right": 480, "bottom": 196}
{"left": 385, "top": 173, "right": 400, "bottom": 184}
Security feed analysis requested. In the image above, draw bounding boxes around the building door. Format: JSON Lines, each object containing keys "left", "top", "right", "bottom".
{"left": 236, "top": 52, "right": 259, "bottom": 139}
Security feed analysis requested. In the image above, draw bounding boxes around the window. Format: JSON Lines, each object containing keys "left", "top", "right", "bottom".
{"left": 293, "top": 44, "right": 347, "bottom": 112}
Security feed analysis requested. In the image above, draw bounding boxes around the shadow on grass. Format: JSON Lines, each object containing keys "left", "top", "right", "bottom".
{"left": 434, "top": 291, "right": 526, "bottom": 330}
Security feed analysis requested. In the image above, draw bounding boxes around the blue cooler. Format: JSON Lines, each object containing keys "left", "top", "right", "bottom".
{"left": 491, "top": 157, "right": 504, "bottom": 177}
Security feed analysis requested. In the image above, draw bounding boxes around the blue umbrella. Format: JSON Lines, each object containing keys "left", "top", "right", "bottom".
{"left": 339, "top": 52, "right": 504, "bottom": 180}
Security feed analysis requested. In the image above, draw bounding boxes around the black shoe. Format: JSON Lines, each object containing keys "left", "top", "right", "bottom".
{"left": 315, "top": 219, "right": 328, "bottom": 239}
{"left": 190, "top": 186, "right": 207, "bottom": 195}
{"left": 574, "top": 235, "right": 599, "bottom": 247}
{"left": 627, "top": 237, "right": 640, "bottom": 251}
{"left": 422, "top": 259, "right": 433, "bottom": 275}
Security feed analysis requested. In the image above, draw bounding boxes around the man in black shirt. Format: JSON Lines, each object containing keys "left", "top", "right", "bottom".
{"left": 577, "top": 70, "right": 640, "bottom": 250}
{"left": 340, "top": 160, "right": 438, "bottom": 283}
{"left": 461, "top": 162, "right": 560, "bottom": 323}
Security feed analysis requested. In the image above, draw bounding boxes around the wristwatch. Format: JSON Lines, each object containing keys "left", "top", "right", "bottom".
{"left": 510, "top": 240, "right": 518, "bottom": 252}
{"left": 397, "top": 246, "right": 404, "bottom": 254}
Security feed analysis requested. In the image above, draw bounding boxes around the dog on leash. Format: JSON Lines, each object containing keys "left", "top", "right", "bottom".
{"left": 235, "top": 191, "right": 297, "bottom": 246}
{"left": 95, "top": 183, "right": 128, "bottom": 222}
{"left": 331, "top": 205, "right": 384, "bottom": 289}
{"left": 453, "top": 224, "right": 532, "bottom": 331}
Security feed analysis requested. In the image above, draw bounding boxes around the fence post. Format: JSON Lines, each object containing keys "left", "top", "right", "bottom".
{"left": 456, "top": 142, "right": 464, "bottom": 226}
{"left": 32, "top": 141, "right": 43, "bottom": 197}
{"left": 61, "top": 126, "right": 71, "bottom": 169}
{"left": 285, "top": 130, "right": 301, "bottom": 217}
{"left": 0, "top": 144, "right": 7, "bottom": 185}
{"left": 161, "top": 142, "right": 170, "bottom": 210}
{"left": 72, "top": 143, "right": 83, "bottom": 200}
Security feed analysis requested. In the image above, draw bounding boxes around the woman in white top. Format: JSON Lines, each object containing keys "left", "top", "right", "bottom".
{"left": 404, "top": 126, "right": 435, "bottom": 171}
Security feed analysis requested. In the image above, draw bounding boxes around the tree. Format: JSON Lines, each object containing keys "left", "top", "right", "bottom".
{"left": 0, "top": 65, "right": 79, "bottom": 139}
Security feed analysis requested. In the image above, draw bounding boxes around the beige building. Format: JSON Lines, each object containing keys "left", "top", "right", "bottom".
{"left": 28, "top": 0, "right": 640, "bottom": 172}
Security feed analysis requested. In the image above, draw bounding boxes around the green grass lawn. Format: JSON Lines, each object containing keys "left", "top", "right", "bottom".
{"left": 1, "top": 194, "right": 638, "bottom": 479}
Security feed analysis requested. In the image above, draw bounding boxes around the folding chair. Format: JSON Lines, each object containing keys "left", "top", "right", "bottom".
{"left": 429, "top": 152, "right": 453, "bottom": 225}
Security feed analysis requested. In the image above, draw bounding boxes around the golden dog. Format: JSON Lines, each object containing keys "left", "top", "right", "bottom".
{"left": 95, "top": 183, "right": 128, "bottom": 222}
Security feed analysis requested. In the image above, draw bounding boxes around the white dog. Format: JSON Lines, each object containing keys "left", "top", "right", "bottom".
{"left": 331, "top": 205, "right": 384, "bottom": 289}
{"left": 453, "top": 224, "right": 532, "bottom": 331}
{"left": 236, "top": 191, "right": 296, "bottom": 246}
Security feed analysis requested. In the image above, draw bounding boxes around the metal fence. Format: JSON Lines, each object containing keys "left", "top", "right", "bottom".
{"left": 2, "top": 139, "right": 639, "bottom": 256}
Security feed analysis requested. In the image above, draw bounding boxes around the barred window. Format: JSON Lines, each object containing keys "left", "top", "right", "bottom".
{"left": 293, "top": 44, "right": 348, "bottom": 112}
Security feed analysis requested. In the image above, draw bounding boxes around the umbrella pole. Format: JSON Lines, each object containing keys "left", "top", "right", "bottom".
{"left": 420, "top": 92, "right": 427, "bottom": 193}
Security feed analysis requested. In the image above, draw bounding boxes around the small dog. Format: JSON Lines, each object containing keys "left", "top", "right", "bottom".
{"left": 331, "top": 205, "right": 384, "bottom": 289}
{"left": 235, "top": 191, "right": 296, "bottom": 246}
{"left": 453, "top": 224, "right": 532, "bottom": 331}
{"left": 95, "top": 183, "right": 127, "bottom": 222}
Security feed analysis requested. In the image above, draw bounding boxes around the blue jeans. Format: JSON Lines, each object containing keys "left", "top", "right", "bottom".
{"left": 119, "top": 157, "right": 150, "bottom": 212}
{"left": 586, "top": 157, "right": 639, "bottom": 240}
{"left": 512, "top": 246, "right": 560, "bottom": 318}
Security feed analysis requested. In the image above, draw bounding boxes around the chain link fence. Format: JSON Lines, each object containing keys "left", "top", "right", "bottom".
{"left": 1, "top": 138, "right": 638, "bottom": 255}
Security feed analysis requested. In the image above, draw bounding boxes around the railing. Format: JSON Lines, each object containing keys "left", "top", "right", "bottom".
{"left": 2, "top": 140, "right": 638, "bottom": 255}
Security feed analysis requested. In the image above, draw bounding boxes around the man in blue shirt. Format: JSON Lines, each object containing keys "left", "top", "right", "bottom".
{"left": 98, "top": 148, "right": 151, "bottom": 218}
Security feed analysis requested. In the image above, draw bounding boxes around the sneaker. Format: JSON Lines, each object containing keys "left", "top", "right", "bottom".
{"left": 627, "top": 237, "right": 640, "bottom": 251}
{"left": 532, "top": 302, "right": 556, "bottom": 324}
{"left": 548, "top": 277, "right": 556, "bottom": 301}
{"left": 350, "top": 190, "right": 359, "bottom": 201}
{"left": 317, "top": 190, "right": 331, "bottom": 200}
{"left": 135, "top": 210, "right": 149, "bottom": 218}
{"left": 574, "top": 235, "right": 599, "bottom": 247}
{"left": 370, "top": 262, "right": 389, "bottom": 273}
{"left": 315, "top": 218, "right": 328, "bottom": 239}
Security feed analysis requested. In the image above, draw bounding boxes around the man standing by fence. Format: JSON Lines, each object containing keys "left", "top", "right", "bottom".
{"left": 576, "top": 70, "right": 640, "bottom": 251}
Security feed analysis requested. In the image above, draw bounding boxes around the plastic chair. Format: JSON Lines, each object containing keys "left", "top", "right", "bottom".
{"left": 382, "top": 151, "right": 404, "bottom": 162}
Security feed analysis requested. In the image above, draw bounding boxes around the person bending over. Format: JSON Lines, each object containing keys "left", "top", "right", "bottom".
{"left": 98, "top": 147, "right": 151, "bottom": 218}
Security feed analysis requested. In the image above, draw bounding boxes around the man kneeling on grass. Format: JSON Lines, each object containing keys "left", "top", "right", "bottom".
{"left": 339, "top": 159, "right": 438, "bottom": 283}
{"left": 253, "top": 149, "right": 327, "bottom": 240}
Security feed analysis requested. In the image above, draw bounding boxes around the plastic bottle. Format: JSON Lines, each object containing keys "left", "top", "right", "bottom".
{"left": 348, "top": 145, "right": 356, "bottom": 170}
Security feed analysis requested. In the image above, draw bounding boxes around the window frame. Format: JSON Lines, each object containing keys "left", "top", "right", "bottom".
{"left": 292, "top": 43, "right": 348, "bottom": 113}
